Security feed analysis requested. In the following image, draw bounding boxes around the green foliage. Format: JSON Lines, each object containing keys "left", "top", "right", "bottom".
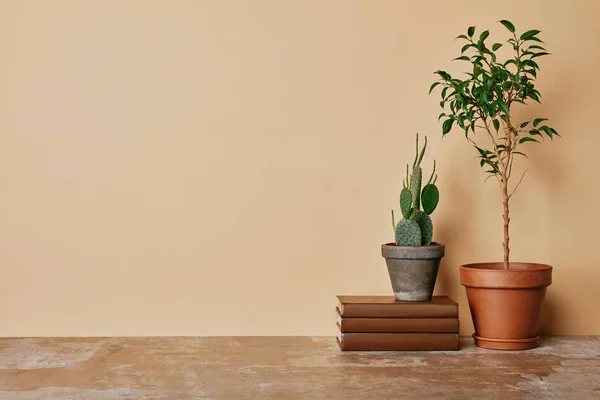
{"left": 391, "top": 133, "right": 440, "bottom": 246}
{"left": 430, "top": 20, "right": 561, "bottom": 267}
{"left": 499, "top": 20, "right": 515, "bottom": 33}
{"left": 429, "top": 20, "right": 559, "bottom": 184}
{"left": 395, "top": 219, "right": 422, "bottom": 247}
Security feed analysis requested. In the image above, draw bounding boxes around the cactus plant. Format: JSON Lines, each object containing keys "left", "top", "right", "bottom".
{"left": 391, "top": 133, "right": 439, "bottom": 246}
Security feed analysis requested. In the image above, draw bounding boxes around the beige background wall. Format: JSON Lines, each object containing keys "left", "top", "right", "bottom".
{"left": 0, "top": 0, "right": 598, "bottom": 336}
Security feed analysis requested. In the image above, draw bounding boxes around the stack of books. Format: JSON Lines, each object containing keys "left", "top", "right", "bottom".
{"left": 336, "top": 295, "right": 459, "bottom": 351}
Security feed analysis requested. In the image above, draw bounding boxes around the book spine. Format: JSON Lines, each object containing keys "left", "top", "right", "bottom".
{"left": 337, "top": 317, "right": 459, "bottom": 333}
{"left": 337, "top": 333, "right": 459, "bottom": 351}
{"left": 339, "top": 304, "right": 458, "bottom": 318}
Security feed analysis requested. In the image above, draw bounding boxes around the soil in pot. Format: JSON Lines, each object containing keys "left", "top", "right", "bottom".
{"left": 382, "top": 242, "right": 445, "bottom": 302}
{"left": 460, "top": 262, "right": 552, "bottom": 350}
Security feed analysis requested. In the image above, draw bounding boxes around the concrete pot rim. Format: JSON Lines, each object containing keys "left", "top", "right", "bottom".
{"left": 381, "top": 242, "right": 445, "bottom": 260}
{"left": 460, "top": 262, "right": 553, "bottom": 289}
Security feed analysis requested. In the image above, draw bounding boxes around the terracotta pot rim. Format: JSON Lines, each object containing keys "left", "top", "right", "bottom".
{"left": 460, "top": 262, "right": 552, "bottom": 289}
{"left": 461, "top": 262, "right": 552, "bottom": 271}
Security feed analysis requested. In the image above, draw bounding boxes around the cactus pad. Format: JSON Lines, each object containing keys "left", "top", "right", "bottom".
{"left": 395, "top": 219, "right": 422, "bottom": 247}
{"left": 415, "top": 211, "right": 433, "bottom": 245}
{"left": 410, "top": 166, "right": 422, "bottom": 210}
{"left": 421, "top": 184, "right": 439, "bottom": 215}
{"left": 400, "top": 188, "right": 412, "bottom": 219}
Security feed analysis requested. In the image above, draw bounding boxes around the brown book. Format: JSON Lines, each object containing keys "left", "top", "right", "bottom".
{"left": 336, "top": 331, "right": 459, "bottom": 351}
{"left": 336, "top": 311, "right": 459, "bottom": 333}
{"left": 336, "top": 295, "right": 458, "bottom": 318}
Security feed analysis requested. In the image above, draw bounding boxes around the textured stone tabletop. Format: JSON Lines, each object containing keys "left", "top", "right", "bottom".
{"left": 0, "top": 336, "right": 598, "bottom": 399}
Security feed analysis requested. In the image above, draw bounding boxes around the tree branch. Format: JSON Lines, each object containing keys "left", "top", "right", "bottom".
{"left": 508, "top": 169, "right": 528, "bottom": 198}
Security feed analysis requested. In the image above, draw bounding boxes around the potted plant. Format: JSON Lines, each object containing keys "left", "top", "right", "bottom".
{"left": 430, "top": 20, "right": 558, "bottom": 350}
{"left": 381, "top": 133, "right": 444, "bottom": 302}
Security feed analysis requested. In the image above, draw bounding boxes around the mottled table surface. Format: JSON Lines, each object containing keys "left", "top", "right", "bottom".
{"left": 0, "top": 336, "right": 598, "bottom": 399}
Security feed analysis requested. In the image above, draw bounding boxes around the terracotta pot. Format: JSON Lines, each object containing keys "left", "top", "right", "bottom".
{"left": 460, "top": 262, "right": 552, "bottom": 350}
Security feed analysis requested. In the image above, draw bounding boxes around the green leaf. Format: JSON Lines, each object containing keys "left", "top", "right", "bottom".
{"left": 531, "top": 52, "right": 550, "bottom": 58}
{"left": 523, "top": 59, "right": 540, "bottom": 70}
{"left": 499, "top": 20, "right": 515, "bottom": 33}
{"left": 513, "top": 151, "right": 528, "bottom": 158}
{"left": 479, "top": 30, "right": 490, "bottom": 42}
{"left": 492, "top": 43, "right": 503, "bottom": 51}
{"left": 429, "top": 82, "right": 441, "bottom": 94}
{"left": 441, "top": 86, "right": 449, "bottom": 99}
{"left": 540, "top": 126, "right": 554, "bottom": 139}
{"left": 528, "top": 45, "right": 546, "bottom": 51}
{"left": 526, "top": 36, "right": 545, "bottom": 44}
{"left": 519, "top": 136, "right": 539, "bottom": 144}
{"left": 472, "top": 55, "right": 484, "bottom": 65}
{"left": 442, "top": 118, "right": 454, "bottom": 135}
{"left": 529, "top": 92, "right": 541, "bottom": 103}
{"left": 453, "top": 56, "right": 471, "bottom": 61}
{"left": 438, "top": 112, "right": 446, "bottom": 121}
{"left": 461, "top": 43, "right": 472, "bottom": 54}
{"left": 468, "top": 26, "right": 476, "bottom": 37}
{"left": 435, "top": 70, "right": 451, "bottom": 80}
{"left": 520, "top": 121, "right": 530, "bottom": 128}
{"left": 533, "top": 118, "right": 548, "bottom": 127}
{"left": 456, "top": 34, "right": 469, "bottom": 41}
{"left": 520, "top": 29, "right": 541, "bottom": 40}
{"left": 498, "top": 100, "right": 510, "bottom": 114}
{"left": 529, "top": 129, "right": 541, "bottom": 136}
{"left": 493, "top": 119, "right": 500, "bottom": 132}
{"left": 474, "top": 146, "right": 487, "bottom": 157}
{"left": 480, "top": 91, "right": 489, "bottom": 104}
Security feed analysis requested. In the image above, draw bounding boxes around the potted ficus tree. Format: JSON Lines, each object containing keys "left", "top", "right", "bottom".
{"left": 430, "top": 20, "right": 558, "bottom": 350}
{"left": 382, "top": 133, "right": 444, "bottom": 302}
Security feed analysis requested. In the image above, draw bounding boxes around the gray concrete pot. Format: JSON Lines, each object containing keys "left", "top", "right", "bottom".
{"left": 381, "top": 242, "right": 445, "bottom": 302}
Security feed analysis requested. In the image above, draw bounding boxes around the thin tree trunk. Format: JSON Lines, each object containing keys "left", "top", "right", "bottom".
{"left": 502, "top": 177, "right": 510, "bottom": 269}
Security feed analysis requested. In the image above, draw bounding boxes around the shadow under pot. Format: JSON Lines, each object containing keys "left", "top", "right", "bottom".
{"left": 381, "top": 242, "right": 445, "bottom": 302}
{"left": 460, "top": 262, "right": 552, "bottom": 350}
